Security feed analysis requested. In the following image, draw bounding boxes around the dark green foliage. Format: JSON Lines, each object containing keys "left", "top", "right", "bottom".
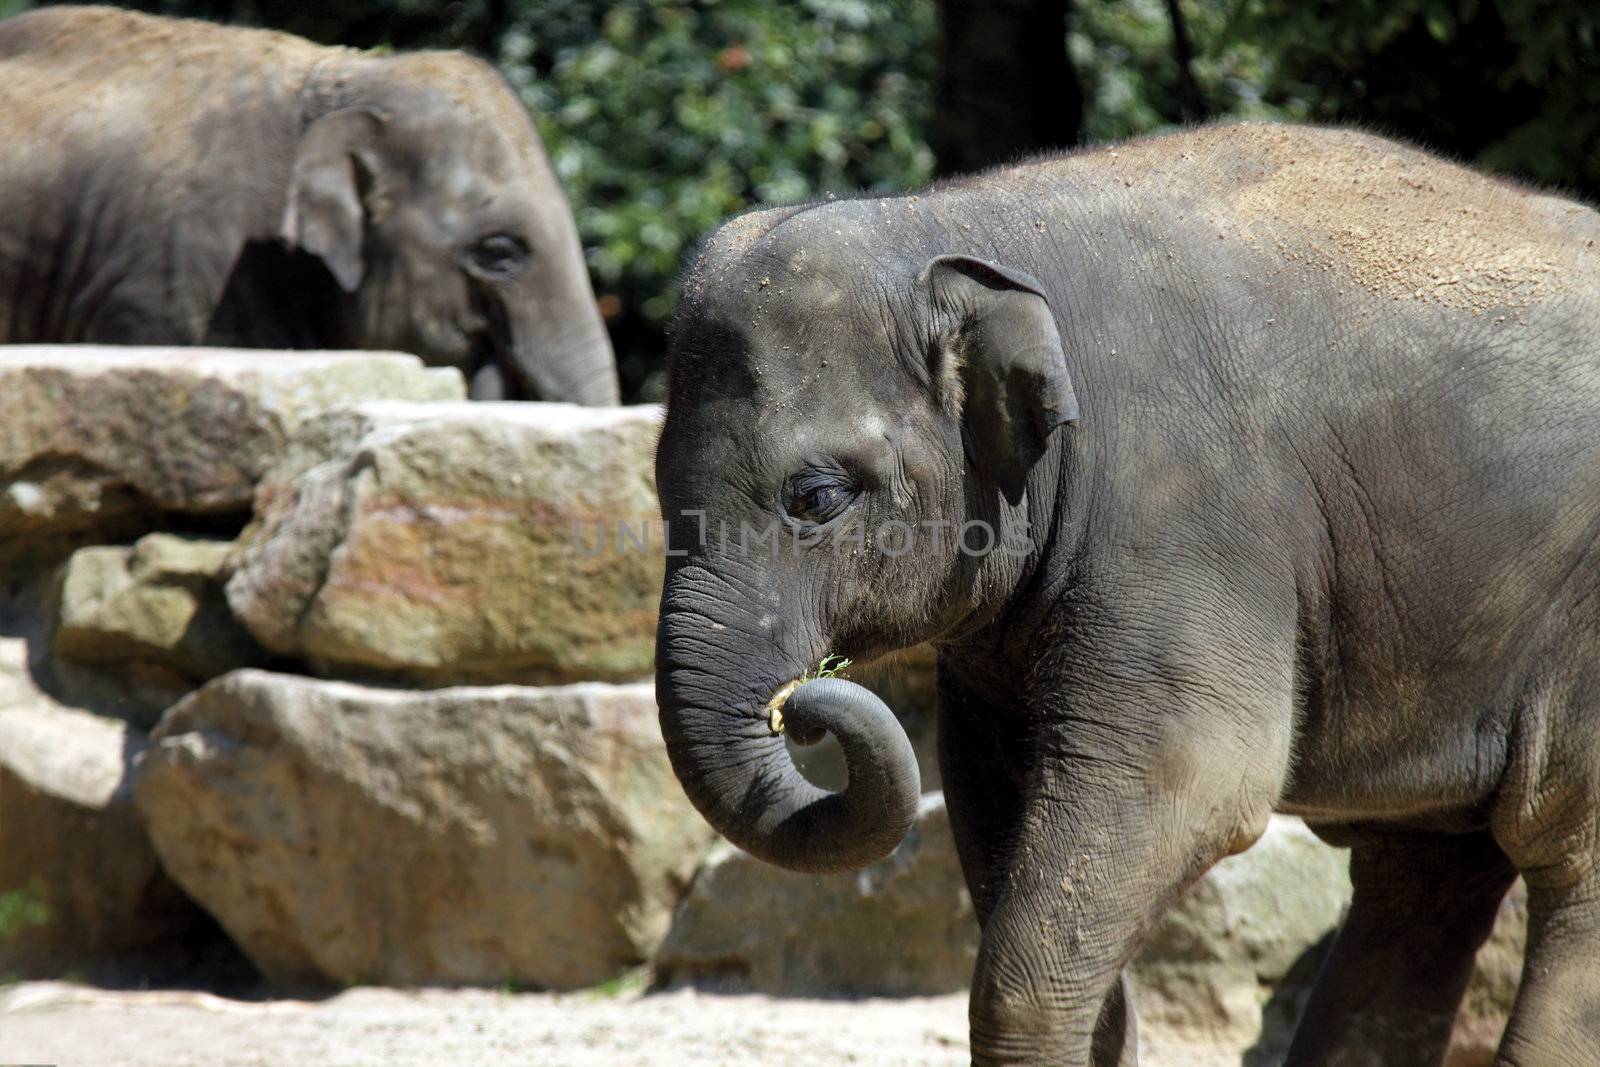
{"left": 499, "top": 1, "right": 938, "bottom": 399}
{"left": 1233, "top": 0, "right": 1600, "bottom": 201}
{"left": 92, "top": 0, "right": 507, "bottom": 52}
{"left": 1071, "top": 0, "right": 1300, "bottom": 143}
{"left": 0, "top": 878, "right": 49, "bottom": 943}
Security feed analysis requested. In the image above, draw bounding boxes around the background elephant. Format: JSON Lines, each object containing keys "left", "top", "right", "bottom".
{"left": 654, "top": 124, "right": 1600, "bottom": 1065}
{"left": 0, "top": 5, "right": 618, "bottom": 404}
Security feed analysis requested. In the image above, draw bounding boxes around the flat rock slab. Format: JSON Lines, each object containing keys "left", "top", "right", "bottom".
{"left": 0, "top": 347, "right": 463, "bottom": 567}
{"left": 135, "top": 669, "right": 715, "bottom": 990}
{"left": 225, "top": 402, "right": 664, "bottom": 685}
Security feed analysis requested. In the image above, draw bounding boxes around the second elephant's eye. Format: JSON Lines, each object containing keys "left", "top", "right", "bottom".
{"left": 466, "top": 234, "right": 530, "bottom": 281}
{"left": 783, "top": 470, "right": 858, "bottom": 526}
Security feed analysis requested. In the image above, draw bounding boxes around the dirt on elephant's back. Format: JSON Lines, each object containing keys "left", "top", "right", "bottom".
{"left": 1072, "top": 123, "right": 1600, "bottom": 315}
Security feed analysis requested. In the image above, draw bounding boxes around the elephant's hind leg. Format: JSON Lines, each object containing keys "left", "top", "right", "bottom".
{"left": 1492, "top": 880, "right": 1600, "bottom": 1067}
{"left": 1490, "top": 673, "right": 1600, "bottom": 1066}
{"left": 1287, "top": 831, "right": 1516, "bottom": 1067}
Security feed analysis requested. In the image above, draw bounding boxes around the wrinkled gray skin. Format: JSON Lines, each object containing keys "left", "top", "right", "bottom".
{"left": 655, "top": 123, "right": 1600, "bottom": 1066}
{"left": 0, "top": 6, "right": 617, "bottom": 404}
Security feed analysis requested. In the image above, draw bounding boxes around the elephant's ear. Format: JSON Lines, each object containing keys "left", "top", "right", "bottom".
{"left": 918, "top": 254, "right": 1079, "bottom": 506}
{"left": 280, "top": 108, "right": 385, "bottom": 293}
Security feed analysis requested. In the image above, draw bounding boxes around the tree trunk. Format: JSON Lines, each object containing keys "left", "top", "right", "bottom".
{"left": 932, "top": 0, "right": 1084, "bottom": 178}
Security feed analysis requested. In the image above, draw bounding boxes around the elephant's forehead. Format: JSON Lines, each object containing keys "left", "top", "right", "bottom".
{"left": 385, "top": 52, "right": 529, "bottom": 127}
{"left": 693, "top": 198, "right": 902, "bottom": 290}
{"left": 381, "top": 54, "right": 547, "bottom": 178}
{"left": 693, "top": 246, "right": 896, "bottom": 358}
{"left": 672, "top": 201, "right": 916, "bottom": 413}
{"left": 729, "top": 274, "right": 893, "bottom": 384}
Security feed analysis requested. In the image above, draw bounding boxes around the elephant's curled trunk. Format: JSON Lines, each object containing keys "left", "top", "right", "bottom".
{"left": 657, "top": 674, "right": 921, "bottom": 875}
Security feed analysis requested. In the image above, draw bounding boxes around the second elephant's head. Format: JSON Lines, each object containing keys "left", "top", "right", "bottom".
{"left": 282, "top": 51, "right": 618, "bottom": 404}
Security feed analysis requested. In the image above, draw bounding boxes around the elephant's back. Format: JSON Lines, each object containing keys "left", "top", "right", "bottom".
{"left": 0, "top": 6, "right": 334, "bottom": 343}
{"left": 0, "top": 5, "right": 329, "bottom": 70}
{"left": 0, "top": 6, "right": 332, "bottom": 166}
{"left": 983, "top": 123, "right": 1600, "bottom": 322}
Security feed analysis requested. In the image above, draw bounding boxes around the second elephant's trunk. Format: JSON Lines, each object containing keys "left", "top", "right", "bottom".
{"left": 501, "top": 297, "right": 618, "bottom": 405}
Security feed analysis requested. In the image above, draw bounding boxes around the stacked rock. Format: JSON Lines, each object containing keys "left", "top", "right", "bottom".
{"left": 0, "top": 347, "right": 704, "bottom": 990}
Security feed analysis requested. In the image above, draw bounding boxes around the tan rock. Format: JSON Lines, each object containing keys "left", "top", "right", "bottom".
{"left": 54, "top": 534, "right": 266, "bottom": 685}
{"left": 0, "top": 347, "right": 463, "bottom": 567}
{"left": 135, "top": 669, "right": 714, "bottom": 989}
{"left": 225, "top": 402, "right": 664, "bottom": 685}
{"left": 1133, "top": 817, "right": 1353, "bottom": 1044}
{"left": 1, "top": 574, "right": 188, "bottom": 731}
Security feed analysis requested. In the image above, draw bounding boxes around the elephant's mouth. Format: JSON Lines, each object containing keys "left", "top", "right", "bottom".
{"left": 464, "top": 325, "right": 528, "bottom": 400}
{"left": 464, "top": 293, "right": 529, "bottom": 400}
{"left": 765, "top": 677, "right": 830, "bottom": 746}
{"left": 765, "top": 679, "right": 801, "bottom": 734}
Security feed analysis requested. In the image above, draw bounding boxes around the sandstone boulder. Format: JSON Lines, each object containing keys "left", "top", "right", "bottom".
{"left": 1132, "top": 816, "right": 1352, "bottom": 1048}
{"left": 0, "top": 347, "right": 463, "bottom": 568}
{"left": 225, "top": 402, "right": 664, "bottom": 686}
{"left": 0, "top": 572, "right": 189, "bottom": 730}
{"left": 135, "top": 669, "right": 714, "bottom": 989}
{"left": 53, "top": 534, "right": 266, "bottom": 688}
{"left": 0, "top": 693, "right": 211, "bottom": 979}
{"left": 655, "top": 793, "right": 979, "bottom": 995}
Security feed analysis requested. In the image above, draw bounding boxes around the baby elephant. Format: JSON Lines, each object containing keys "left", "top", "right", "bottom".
{"left": 654, "top": 123, "right": 1600, "bottom": 1065}
{"left": 0, "top": 6, "right": 617, "bottom": 403}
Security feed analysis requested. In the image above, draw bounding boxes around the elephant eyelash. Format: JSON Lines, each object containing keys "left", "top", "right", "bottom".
{"left": 782, "top": 469, "right": 859, "bottom": 526}
{"left": 464, "top": 234, "right": 530, "bottom": 281}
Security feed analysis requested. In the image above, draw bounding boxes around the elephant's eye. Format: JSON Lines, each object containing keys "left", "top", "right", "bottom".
{"left": 466, "top": 234, "right": 529, "bottom": 281}
{"left": 783, "top": 470, "right": 857, "bottom": 526}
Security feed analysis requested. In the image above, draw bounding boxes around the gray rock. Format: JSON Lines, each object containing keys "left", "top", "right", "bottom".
{"left": 0, "top": 347, "right": 463, "bottom": 568}
{"left": 1132, "top": 816, "right": 1352, "bottom": 1047}
{"left": 655, "top": 793, "right": 979, "bottom": 995}
{"left": 0, "top": 693, "right": 209, "bottom": 978}
{"left": 135, "top": 669, "right": 715, "bottom": 990}
{"left": 225, "top": 402, "right": 665, "bottom": 686}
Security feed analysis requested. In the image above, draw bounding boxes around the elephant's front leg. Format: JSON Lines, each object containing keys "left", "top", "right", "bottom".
{"left": 965, "top": 676, "right": 1289, "bottom": 1066}
{"left": 938, "top": 663, "right": 1138, "bottom": 1065}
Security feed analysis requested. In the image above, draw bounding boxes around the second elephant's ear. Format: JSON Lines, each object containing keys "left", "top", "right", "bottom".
{"left": 919, "top": 254, "right": 1079, "bottom": 506}
{"left": 280, "top": 108, "right": 385, "bottom": 293}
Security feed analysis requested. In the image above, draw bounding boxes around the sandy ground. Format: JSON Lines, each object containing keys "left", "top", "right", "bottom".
{"left": 0, "top": 981, "right": 1250, "bottom": 1066}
